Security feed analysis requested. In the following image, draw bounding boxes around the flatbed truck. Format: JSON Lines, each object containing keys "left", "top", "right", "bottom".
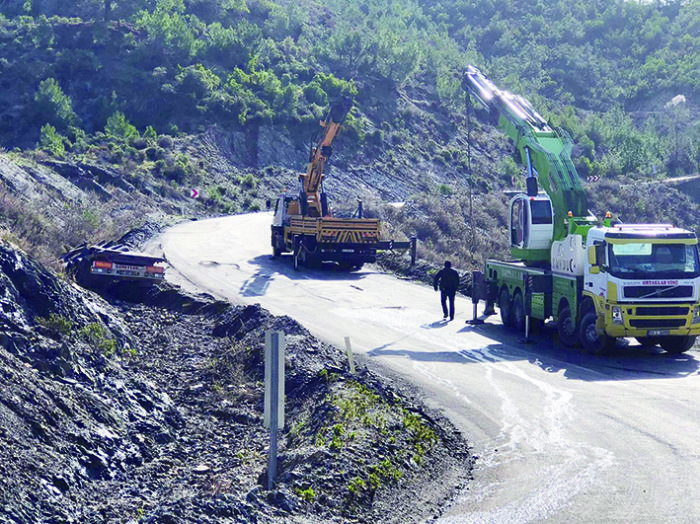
{"left": 271, "top": 100, "right": 415, "bottom": 270}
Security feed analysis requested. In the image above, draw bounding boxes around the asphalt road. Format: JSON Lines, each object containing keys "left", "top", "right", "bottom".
{"left": 149, "top": 212, "right": 700, "bottom": 524}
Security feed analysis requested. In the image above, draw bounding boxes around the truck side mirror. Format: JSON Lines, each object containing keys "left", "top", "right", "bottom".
{"left": 588, "top": 243, "right": 606, "bottom": 274}
{"left": 588, "top": 245, "right": 598, "bottom": 266}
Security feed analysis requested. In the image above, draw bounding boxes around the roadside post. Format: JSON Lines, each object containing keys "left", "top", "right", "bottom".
{"left": 264, "top": 331, "right": 286, "bottom": 490}
{"left": 344, "top": 336, "right": 355, "bottom": 374}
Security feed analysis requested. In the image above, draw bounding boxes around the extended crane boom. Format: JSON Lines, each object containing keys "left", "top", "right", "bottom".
{"left": 299, "top": 99, "right": 352, "bottom": 217}
{"left": 463, "top": 65, "right": 595, "bottom": 262}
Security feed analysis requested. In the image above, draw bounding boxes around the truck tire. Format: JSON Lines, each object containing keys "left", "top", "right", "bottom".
{"left": 271, "top": 232, "right": 282, "bottom": 258}
{"left": 499, "top": 287, "right": 512, "bottom": 327}
{"left": 293, "top": 237, "right": 302, "bottom": 270}
{"left": 512, "top": 292, "right": 526, "bottom": 333}
{"left": 659, "top": 335, "right": 696, "bottom": 354}
{"left": 579, "top": 312, "right": 616, "bottom": 355}
{"left": 557, "top": 304, "right": 579, "bottom": 347}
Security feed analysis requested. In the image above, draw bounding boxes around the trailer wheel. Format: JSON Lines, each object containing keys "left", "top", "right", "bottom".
{"left": 499, "top": 287, "right": 512, "bottom": 327}
{"left": 659, "top": 335, "right": 696, "bottom": 354}
{"left": 557, "top": 304, "right": 579, "bottom": 347}
{"left": 579, "top": 312, "right": 616, "bottom": 355}
{"left": 512, "top": 292, "right": 526, "bottom": 333}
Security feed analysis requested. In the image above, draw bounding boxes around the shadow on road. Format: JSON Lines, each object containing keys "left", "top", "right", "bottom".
{"left": 239, "top": 254, "right": 383, "bottom": 297}
{"left": 422, "top": 319, "right": 451, "bottom": 329}
{"left": 368, "top": 320, "right": 700, "bottom": 382}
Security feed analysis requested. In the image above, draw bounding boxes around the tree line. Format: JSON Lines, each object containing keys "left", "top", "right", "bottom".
{"left": 0, "top": 0, "right": 697, "bottom": 179}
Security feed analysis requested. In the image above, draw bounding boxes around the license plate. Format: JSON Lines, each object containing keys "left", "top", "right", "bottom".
{"left": 647, "top": 329, "right": 670, "bottom": 336}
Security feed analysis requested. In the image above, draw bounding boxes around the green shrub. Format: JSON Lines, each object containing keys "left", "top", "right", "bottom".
{"left": 34, "top": 78, "right": 77, "bottom": 131}
{"left": 296, "top": 486, "right": 315, "bottom": 503}
{"left": 39, "top": 124, "right": 67, "bottom": 157}
{"left": 105, "top": 111, "right": 139, "bottom": 140}
{"left": 163, "top": 161, "right": 188, "bottom": 183}
{"left": 143, "top": 126, "right": 158, "bottom": 140}
{"left": 347, "top": 477, "right": 365, "bottom": 497}
{"left": 240, "top": 173, "right": 256, "bottom": 189}
{"left": 36, "top": 313, "right": 73, "bottom": 336}
{"left": 78, "top": 322, "right": 117, "bottom": 356}
{"left": 437, "top": 184, "right": 453, "bottom": 197}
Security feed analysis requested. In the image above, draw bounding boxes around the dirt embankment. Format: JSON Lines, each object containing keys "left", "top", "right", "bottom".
{"left": 0, "top": 240, "right": 472, "bottom": 523}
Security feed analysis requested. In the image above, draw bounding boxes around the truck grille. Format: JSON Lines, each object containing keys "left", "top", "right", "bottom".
{"left": 629, "top": 319, "right": 687, "bottom": 329}
{"left": 635, "top": 307, "right": 689, "bottom": 316}
{"left": 623, "top": 286, "right": 693, "bottom": 299}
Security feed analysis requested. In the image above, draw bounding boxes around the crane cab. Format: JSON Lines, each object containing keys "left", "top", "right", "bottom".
{"left": 510, "top": 193, "right": 554, "bottom": 263}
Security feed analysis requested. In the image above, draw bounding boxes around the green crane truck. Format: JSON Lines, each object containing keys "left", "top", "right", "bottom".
{"left": 464, "top": 65, "right": 700, "bottom": 354}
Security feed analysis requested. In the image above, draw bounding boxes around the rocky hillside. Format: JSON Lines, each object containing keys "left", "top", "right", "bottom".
{"left": 0, "top": 238, "right": 472, "bottom": 523}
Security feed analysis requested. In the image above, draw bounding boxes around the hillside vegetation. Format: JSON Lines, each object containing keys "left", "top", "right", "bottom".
{"left": 0, "top": 0, "right": 698, "bottom": 270}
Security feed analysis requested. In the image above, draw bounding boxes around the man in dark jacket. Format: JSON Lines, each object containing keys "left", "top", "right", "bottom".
{"left": 433, "top": 260, "right": 460, "bottom": 320}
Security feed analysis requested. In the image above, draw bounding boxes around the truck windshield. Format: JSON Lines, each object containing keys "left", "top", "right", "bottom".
{"left": 607, "top": 242, "right": 700, "bottom": 279}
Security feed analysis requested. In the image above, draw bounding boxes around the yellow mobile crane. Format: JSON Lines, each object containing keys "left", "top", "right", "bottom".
{"left": 270, "top": 99, "right": 414, "bottom": 270}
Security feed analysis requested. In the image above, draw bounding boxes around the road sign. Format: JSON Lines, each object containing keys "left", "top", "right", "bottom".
{"left": 190, "top": 188, "right": 199, "bottom": 198}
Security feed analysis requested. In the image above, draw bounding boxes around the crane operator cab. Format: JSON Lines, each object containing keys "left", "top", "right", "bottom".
{"left": 510, "top": 193, "right": 554, "bottom": 251}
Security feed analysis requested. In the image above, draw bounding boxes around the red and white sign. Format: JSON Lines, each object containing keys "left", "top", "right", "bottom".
{"left": 190, "top": 188, "right": 199, "bottom": 198}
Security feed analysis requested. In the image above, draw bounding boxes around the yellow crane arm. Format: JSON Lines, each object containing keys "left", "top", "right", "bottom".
{"left": 299, "top": 99, "right": 352, "bottom": 216}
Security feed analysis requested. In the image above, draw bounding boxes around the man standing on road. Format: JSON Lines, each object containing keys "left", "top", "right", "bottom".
{"left": 433, "top": 260, "right": 460, "bottom": 321}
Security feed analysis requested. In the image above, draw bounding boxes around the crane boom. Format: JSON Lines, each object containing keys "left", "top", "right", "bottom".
{"left": 463, "top": 65, "right": 594, "bottom": 244}
{"left": 299, "top": 98, "right": 353, "bottom": 217}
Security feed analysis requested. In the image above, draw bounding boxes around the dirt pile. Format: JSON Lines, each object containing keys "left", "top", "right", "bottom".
{"left": 0, "top": 241, "right": 472, "bottom": 523}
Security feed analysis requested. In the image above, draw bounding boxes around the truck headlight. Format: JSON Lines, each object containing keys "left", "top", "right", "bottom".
{"left": 612, "top": 306, "right": 624, "bottom": 325}
{"left": 693, "top": 307, "right": 700, "bottom": 325}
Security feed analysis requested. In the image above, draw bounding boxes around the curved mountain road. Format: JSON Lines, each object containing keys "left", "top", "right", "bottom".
{"left": 148, "top": 212, "right": 700, "bottom": 523}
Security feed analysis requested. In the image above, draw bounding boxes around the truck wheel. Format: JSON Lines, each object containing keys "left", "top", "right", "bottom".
{"left": 557, "top": 304, "right": 579, "bottom": 347}
{"left": 271, "top": 233, "right": 281, "bottom": 258}
{"left": 293, "top": 239, "right": 302, "bottom": 270}
{"left": 512, "top": 292, "right": 525, "bottom": 333}
{"left": 635, "top": 337, "right": 661, "bottom": 348}
{"left": 579, "top": 312, "right": 616, "bottom": 355}
{"left": 499, "top": 288, "right": 512, "bottom": 327}
{"left": 659, "top": 335, "right": 696, "bottom": 354}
